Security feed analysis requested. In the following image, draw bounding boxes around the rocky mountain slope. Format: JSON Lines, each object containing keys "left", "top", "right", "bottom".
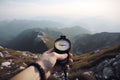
{"left": 0, "top": 46, "right": 39, "bottom": 80}
{"left": 0, "top": 44, "right": 120, "bottom": 80}
{"left": 5, "top": 28, "right": 57, "bottom": 53}
{"left": 0, "top": 20, "right": 63, "bottom": 46}
{"left": 72, "top": 44, "right": 120, "bottom": 80}
{"left": 0, "top": 45, "right": 95, "bottom": 80}
{"left": 73, "top": 32, "right": 120, "bottom": 54}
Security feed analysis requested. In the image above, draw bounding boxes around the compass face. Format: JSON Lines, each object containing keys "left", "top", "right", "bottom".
{"left": 55, "top": 40, "right": 70, "bottom": 51}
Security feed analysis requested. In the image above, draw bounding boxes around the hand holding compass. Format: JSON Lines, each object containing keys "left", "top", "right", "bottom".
{"left": 54, "top": 35, "right": 71, "bottom": 65}
{"left": 54, "top": 35, "right": 71, "bottom": 80}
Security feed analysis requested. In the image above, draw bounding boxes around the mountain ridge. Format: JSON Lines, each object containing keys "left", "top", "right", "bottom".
{"left": 73, "top": 32, "right": 120, "bottom": 54}
{"left": 0, "top": 20, "right": 91, "bottom": 47}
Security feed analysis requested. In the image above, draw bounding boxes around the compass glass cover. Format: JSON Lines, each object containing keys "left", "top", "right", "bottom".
{"left": 55, "top": 40, "right": 70, "bottom": 51}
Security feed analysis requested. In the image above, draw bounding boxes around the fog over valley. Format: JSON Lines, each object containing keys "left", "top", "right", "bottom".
{"left": 0, "top": 0, "right": 120, "bottom": 33}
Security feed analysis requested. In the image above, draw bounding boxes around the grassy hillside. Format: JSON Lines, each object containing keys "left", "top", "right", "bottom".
{"left": 72, "top": 44, "right": 120, "bottom": 70}
{"left": 0, "top": 47, "right": 40, "bottom": 80}
{"left": 0, "top": 44, "right": 120, "bottom": 80}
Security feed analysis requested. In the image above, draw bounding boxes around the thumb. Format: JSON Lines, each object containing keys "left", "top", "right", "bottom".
{"left": 46, "top": 48, "right": 54, "bottom": 53}
{"left": 56, "top": 53, "right": 68, "bottom": 60}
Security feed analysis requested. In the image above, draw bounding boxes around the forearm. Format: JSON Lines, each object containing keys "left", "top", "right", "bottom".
{"left": 11, "top": 62, "right": 51, "bottom": 80}
{"left": 10, "top": 49, "right": 70, "bottom": 80}
{"left": 11, "top": 66, "right": 40, "bottom": 80}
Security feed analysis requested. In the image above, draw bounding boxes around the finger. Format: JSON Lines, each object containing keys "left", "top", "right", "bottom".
{"left": 69, "top": 59, "right": 73, "bottom": 64}
{"left": 69, "top": 53, "right": 73, "bottom": 58}
{"left": 55, "top": 53, "right": 68, "bottom": 60}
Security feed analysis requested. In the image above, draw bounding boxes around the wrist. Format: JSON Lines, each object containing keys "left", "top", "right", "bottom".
{"left": 28, "top": 63, "right": 46, "bottom": 80}
{"left": 36, "top": 61, "right": 47, "bottom": 72}
{"left": 36, "top": 61, "right": 51, "bottom": 78}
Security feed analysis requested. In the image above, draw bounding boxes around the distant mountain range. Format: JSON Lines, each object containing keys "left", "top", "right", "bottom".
{"left": 0, "top": 20, "right": 90, "bottom": 45}
{"left": 4, "top": 26, "right": 90, "bottom": 53}
{"left": 1, "top": 20, "right": 120, "bottom": 54}
{"left": 0, "top": 20, "right": 65, "bottom": 45}
{"left": 0, "top": 20, "right": 91, "bottom": 53}
{"left": 59, "top": 26, "right": 90, "bottom": 38}
{"left": 73, "top": 32, "right": 120, "bottom": 54}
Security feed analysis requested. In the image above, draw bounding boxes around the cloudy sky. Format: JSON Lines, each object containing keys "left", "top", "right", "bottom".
{"left": 0, "top": 0, "right": 120, "bottom": 32}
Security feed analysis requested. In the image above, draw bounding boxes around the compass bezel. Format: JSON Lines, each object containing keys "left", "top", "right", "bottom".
{"left": 54, "top": 35, "right": 71, "bottom": 53}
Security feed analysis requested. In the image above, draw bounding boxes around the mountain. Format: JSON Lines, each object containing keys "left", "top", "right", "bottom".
{"left": 0, "top": 20, "right": 63, "bottom": 46}
{"left": 60, "top": 26, "right": 91, "bottom": 38}
{"left": 0, "top": 45, "right": 94, "bottom": 80}
{"left": 73, "top": 32, "right": 120, "bottom": 54}
{"left": 0, "top": 46, "right": 39, "bottom": 80}
{"left": 5, "top": 28, "right": 57, "bottom": 53}
{"left": 1, "top": 44, "right": 120, "bottom": 80}
{"left": 72, "top": 44, "right": 120, "bottom": 80}
{"left": 0, "top": 20, "right": 92, "bottom": 51}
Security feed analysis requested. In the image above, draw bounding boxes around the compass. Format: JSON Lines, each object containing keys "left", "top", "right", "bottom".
{"left": 54, "top": 35, "right": 71, "bottom": 53}
{"left": 54, "top": 35, "right": 71, "bottom": 64}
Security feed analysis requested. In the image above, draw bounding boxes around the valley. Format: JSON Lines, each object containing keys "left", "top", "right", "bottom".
{"left": 0, "top": 20, "right": 120, "bottom": 80}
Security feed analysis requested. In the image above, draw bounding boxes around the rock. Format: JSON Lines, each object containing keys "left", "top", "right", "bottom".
{"left": 103, "top": 67, "right": 114, "bottom": 79}
{"left": 104, "top": 75, "right": 108, "bottom": 79}
{"left": 34, "top": 55, "right": 38, "bottom": 58}
{"left": 2, "top": 51, "right": 9, "bottom": 54}
{"left": 9, "top": 59, "right": 13, "bottom": 62}
{"left": 0, "top": 66, "right": 3, "bottom": 69}
{"left": 95, "top": 60, "right": 108, "bottom": 74}
{"left": 83, "top": 72, "right": 91, "bottom": 76}
{"left": 109, "top": 58, "right": 115, "bottom": 64}
{"left": 115, "top": 53, "right": 120, "bottom": 60}
{"left": 1, "top": 62, "right": 11, "bottom": 67}
{"left": 23, "top": 62, "right": 27, "bottom": 66}
{"left": 2, "top": 51, "right": 11, "bottom": 57}
{"left": 113, "top": 62, "right": 117, "bottom": 66}
{"left": 91, "top": 53, "right": 120, "bottom": 79}
{"left": 0, "top": 46, "right": 3, "bottom": 49}
{"left": 0, "top": 52, "right": 4, "bottom": 57}
{"left": 16, "top": 51, "right": 21, "bottom": 53}
{"left": 22, "top": 52, "right": 27, "bottom": 56}
{"left": 76, "top": 78, "right": 79, "bottom": 80}
{"left": 19, "top": 66, "right": 25, "bottom": 70}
